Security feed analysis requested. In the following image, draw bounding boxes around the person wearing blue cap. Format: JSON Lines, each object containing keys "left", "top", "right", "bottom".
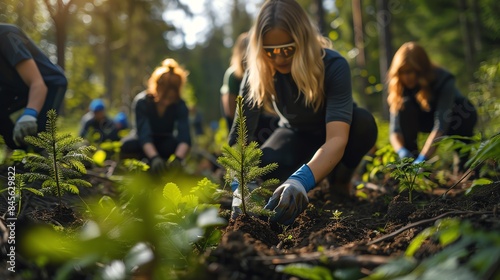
{"left": 0, "top": 23, "right": 67, "bottom": 149}
{"left": 79, "top": 99, "right": 120, "bottom": 143}
{"left": 114, "top": 112, "right": 129, "bottom": 131}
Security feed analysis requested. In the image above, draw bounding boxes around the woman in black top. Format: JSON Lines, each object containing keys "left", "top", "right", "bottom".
{"left": 387, "top": 42, "right": 477, "bottom": 172}
{"left": 121, "top": 58, "right": 191, "bottom": 174}
{"left": 229, "top": 0, "right": 378, "bottom": 225}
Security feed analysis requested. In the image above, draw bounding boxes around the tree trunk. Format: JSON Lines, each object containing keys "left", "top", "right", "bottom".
{"left": 470, "top": 0, "right": 482, "bottom": 55}
{"left": 352, "top": 0, "right": 368, "bottom": 108}
{"left": 376, "top": 0, "right": 392, "bottom": 120}
{"left": 103, "top": 4, "right": 114, "bottom": 105}
{"left": 315, "top": 0, "right": 326, "bottom": 35}
{"left": 458, "top": 0, "right": 475, "bottom": 80}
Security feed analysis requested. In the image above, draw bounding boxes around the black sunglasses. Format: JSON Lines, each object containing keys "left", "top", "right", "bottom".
{"left": 263, "top": 42, "right": 296, "bottom": 59}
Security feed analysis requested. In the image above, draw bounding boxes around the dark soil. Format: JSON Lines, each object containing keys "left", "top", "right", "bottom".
{"left": 206, "top": 178, "right": 500, "bottom": 279}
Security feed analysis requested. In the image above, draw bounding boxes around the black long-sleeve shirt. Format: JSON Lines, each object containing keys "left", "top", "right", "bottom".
{"left": 132, "top": 91, "right": 191, "bottom": 147}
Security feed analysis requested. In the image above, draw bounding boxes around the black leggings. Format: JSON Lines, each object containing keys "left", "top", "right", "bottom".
{"left": 259, "top": 106, "right": 378, "bottom": 183}
{"left": 0, "top": 86, "right": 66, "bottom": 149}
{"left": 398, "top": 97, "right": 477, "bottom": 153}
{"left": 120, "top": 134, "right": 179, "bottom": 160}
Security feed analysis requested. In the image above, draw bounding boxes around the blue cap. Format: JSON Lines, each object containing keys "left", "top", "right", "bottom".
{"left": 114, "top": 112, "right": 128, "bottom": 128}
{"left": 89, "top": 99, "right": 105, "bottom": 112}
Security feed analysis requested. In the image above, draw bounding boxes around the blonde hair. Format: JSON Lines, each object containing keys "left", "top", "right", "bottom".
{"left": 147, "top": 58, "right": 189, "bottom": 102}
{"left": 247, "top": 0, "right": 332, "bottom": 112}
{"left": 387, "top": 42, "right": 436, "bottom": 113}
{"left": 230, "top": 32, "right": 249, "bottom": 79}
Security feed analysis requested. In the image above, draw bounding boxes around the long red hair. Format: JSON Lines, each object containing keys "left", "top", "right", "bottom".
{"left": 387, "top": 42, "right": 436, "bottom": 113}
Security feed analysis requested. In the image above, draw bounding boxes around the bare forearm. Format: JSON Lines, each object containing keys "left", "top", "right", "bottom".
{"left": 306, "top": 121, "right": 350, "bottom": 182}
{"left": 420, "top": 130, "right": 443, "bottom": 158}
{"left": 26, "top": 82, "right": 47, "bottom": 113}
{"left": 390, "top": 132, "right": 405, "bottom": 151}
{"left": 142, "top": 143, "right": 159, "bottom": 159}
{"left": 175, "top": 143, "right": 190, "bottom": 159}
{"left": 307, "top": 137, "right": 346, "bottom": 183}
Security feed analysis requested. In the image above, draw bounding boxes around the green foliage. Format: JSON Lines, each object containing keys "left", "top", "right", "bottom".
{"left": 0, "top": 173, "right": 44, "bottom": 217}
{"left": 468, "top": 59, "right": 500, "bottom": 136}
{"left": 434, "top": 133, "right": 499, "bottom": 179}
{"left": 22, "top": 110, "right": 95, "bottom": 205}
{"left": 385, "top": 158, "right": 434, "bottom": 203}
{"left": 362, "top": 144, "right": 398, "bottom": 183}
{"left": 277, "top": 263, "right": 334, "bottom": 280}
{"left": 22, "top": 175, "right": 225, "bottom": 279}
{"left": 121, "top": 158, "right": 150, "bottom": 173}
{"left": 330, "top": 209, "right": 343, "bottom": 221}
{"left": 217, "top": 96, "right": 279, "bottom": 216}
{"left": 368, "top": 218, "right": 500, "bottom": 279}
{"left": 466, "top": 133, "right": 500, "bottom": 169}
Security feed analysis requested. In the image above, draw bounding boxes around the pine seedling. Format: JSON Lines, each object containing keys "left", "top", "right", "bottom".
{"left": 385, "top": 157, "right": 433, "bottom": 203}
{"left": 23, "top": 109, "right": 95, "bottom": 206}
{"left": 217, "top": 96, "right": 279, "bottom": 216}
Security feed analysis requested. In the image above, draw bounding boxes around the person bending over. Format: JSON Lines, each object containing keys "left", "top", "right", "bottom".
{"left": 121, "top": 58, "right": 191, "bottom": 175}
{"left": 228, "top": 0, "right": 378, "bottom": 225}
{"left": 387, "top": 42, "right": 477, "bottom": 173}
{"left": 0, "top": 23, "right": 67, "bottom": 149}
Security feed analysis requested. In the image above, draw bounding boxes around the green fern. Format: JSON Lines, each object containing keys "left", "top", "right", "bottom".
{"left": 217, "top": 96, "right": 279, "bottom": 216}
{"left": 23, "top": 109, "right": 95, "bottom": 205}
{"left": 0, "top": 173, "right": 44, "bottom": 217}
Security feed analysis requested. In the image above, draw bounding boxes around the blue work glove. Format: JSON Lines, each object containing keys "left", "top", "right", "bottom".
{"left": 412, "top": 154, "right": 427, "bottom": 164}
{"left": 13, "top": 108, "right": 38, "bottom": 146}
{"left": 264, "top": 164, "right": 315, "bottom": 225}
{"left": 230, "top": 180, "right": 258, "bottom": 219}
{"left": 397, "top": 147, "right": 413, "bottom": 159}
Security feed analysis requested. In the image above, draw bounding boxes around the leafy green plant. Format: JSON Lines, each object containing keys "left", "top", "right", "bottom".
{"left": 434, "top": 133, "right": 499, "bottom": 192}
{"left": 22, "top": 175, "right": 226, "bottom": 279}
{"left": 330, "top": 209, "right": 343, "bottom": 221}
{"left": 0, "top": 173, "right": 44, "bottom": 216}
{"left": 385, "top": 158, "right": 434, "bottom": 203}
{"left": 368, "top": 218, "right": 500, "bottom": 279}
{"left": 22, "top": 109, "right": 95, "bottom": 205}
{"left": 121, "top": 158, "right": 150, "bottom": 173}
{"left": 362, "top": 144, "right": 398, "bottom": 183}
{"left": 217, "top": 96, "right": 279, "bottom": 216}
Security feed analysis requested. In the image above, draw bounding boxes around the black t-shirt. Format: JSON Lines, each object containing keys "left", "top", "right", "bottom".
{"left": 0, "top": 24, "right": 67, "bottom": 100}
{"left": 229, "top": 49, "right": 352, "bottom": 145}
{"left": 132, "top": 91, "right": 191, "bottom": 147}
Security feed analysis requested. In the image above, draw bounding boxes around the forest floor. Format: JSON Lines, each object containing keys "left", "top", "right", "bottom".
{"left": 207, "top": 175, "right": 500, "bottom": 279}
{"left": 0, "top": 162, "right": 499, "bottom": 280}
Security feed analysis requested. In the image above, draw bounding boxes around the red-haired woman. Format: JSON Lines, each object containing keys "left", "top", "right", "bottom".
{"left": 121, "top": 58, "right": 191, "bottom": 174}
{"left": 387, "top": 42, "right": 477, "bottom": 172}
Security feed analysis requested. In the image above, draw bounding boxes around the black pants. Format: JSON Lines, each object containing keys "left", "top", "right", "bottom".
{"left": 259, "top": 106, "right": 378, "bottom": 183}
{"left": 398, "top": 97, "right": 477, "bottom": 153}
{"left": 0, "top": 86, "right": 66, "bottom": 149}
{"left": 120, "top": 134, "right": 179, "bottom": 160}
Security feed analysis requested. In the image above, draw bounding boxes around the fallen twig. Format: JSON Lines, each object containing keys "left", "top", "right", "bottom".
{"left": 367, "top": 210, "right": 492, "bottom": 245}
{"left": 255, "top": 249, "right": 392, "bottom": 267}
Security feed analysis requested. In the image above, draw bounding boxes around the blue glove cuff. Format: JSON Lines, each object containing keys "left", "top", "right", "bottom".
{"left": 289, "top": 164, "right": 316, "bottom": 192}
{"left": 23, "top": 108, "right": 38, "bottom": 118}
{"left": 415, "top": 154, "right": 426, "bottom": 163}
{"left": 397, "top": 147, "right": 410, "bottom": 158}
{"left": 230, "top": 180, "right": 239, "bottom": 192}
